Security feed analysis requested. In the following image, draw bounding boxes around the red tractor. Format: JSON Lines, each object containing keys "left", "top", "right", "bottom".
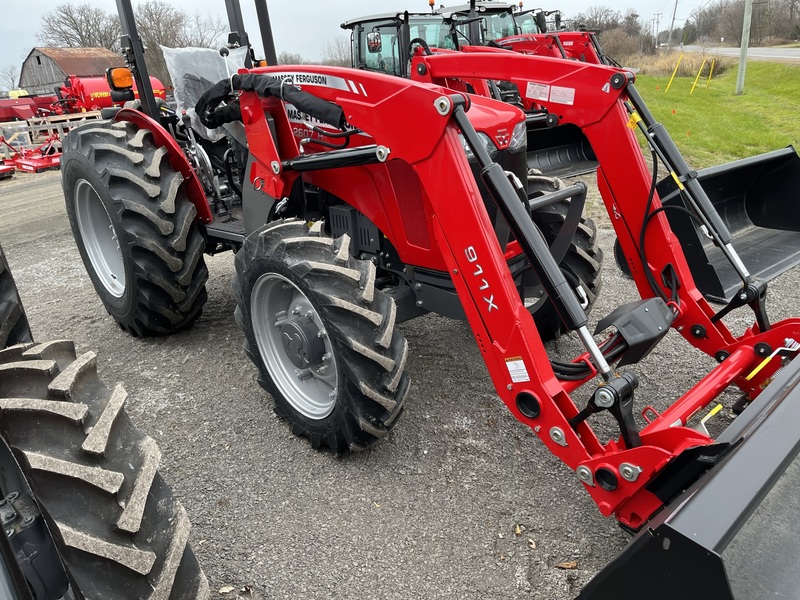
{"left": 342, "top": 1, "right": 605, "bottom": 176}
{"left": 60, "top": 0, "right": 800, "bottom": 596}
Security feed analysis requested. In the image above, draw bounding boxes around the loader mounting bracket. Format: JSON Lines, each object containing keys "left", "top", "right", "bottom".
{"left": 711, "top": 278, "right": 770, "bottom": 333}
{"left": 570, "top": 372, "right": 641, "bottom": 450}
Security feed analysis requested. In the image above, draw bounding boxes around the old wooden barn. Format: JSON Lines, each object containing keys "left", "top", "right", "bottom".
{"left": 19, "top": 47, "right": 124, "bottom": 95}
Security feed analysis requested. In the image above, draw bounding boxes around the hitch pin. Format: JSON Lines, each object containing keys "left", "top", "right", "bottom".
{"left": 745, "top": 338, "right": 800, "bottom": 381}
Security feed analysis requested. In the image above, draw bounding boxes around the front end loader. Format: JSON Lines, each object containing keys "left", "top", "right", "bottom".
{"left": 59, "top": 0, "right": 800, "bottom": 596}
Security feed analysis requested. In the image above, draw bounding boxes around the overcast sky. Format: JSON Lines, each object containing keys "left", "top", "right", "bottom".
{"left": 1, "top": 0, "right": 709, "bottom": 78}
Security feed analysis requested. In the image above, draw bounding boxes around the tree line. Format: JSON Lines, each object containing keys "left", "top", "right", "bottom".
{"left": 572, "top": 0, "right": 799, "bottom": 58}
{"left": 0, "top": 1, "right": 351, "bottom": 90}
{"left": 4, "top": 0, "right": 796, "bottom": 91}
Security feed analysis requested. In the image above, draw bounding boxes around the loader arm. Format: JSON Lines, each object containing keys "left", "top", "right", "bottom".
{"left": 231, "top": 63, "right": 800, "bottom": 529}
{"left": 411, "top": 51, "right": 793, "bottom": 352}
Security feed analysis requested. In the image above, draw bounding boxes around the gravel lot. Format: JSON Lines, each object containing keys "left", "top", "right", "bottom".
{"left": 3, "top": 168, "right": 797, "bottom": 598}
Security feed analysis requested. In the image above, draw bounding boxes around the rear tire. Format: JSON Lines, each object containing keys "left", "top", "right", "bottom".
{"left": 526, "top": 175, "right": 603, "bottom": 340}
{"left": 0, "top": 244, "right": 33, "bottom": 349}
{"left": 0, "top": 340, "right": 208, "bottom": 599}
{"left": 61, "top": 120, "right": 208, "bottom": 337}
{"left": 234, "top": 220, "right": 410, "bottom": 453}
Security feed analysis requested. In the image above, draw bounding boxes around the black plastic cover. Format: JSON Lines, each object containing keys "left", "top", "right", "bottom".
{"left": 594, "top": 297, "right": 674, "bottom": 367}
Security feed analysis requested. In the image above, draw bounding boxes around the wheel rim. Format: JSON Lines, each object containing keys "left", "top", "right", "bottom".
{"left": 74, "top": 179, "right": 125, "bottom": 298}
{"left": 251, "top": 273, "right": 338, "bottom": 420}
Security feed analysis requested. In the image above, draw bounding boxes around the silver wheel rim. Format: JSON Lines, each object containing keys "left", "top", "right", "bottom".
{"left": 74, "top": 179, "right": 125, "bottom": 298}
{"left": 251, "top": 273, "right": 338, "bottom": 420}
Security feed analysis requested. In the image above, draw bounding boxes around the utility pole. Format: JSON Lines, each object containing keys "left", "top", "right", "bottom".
{"left": 668, "top": 0, "right": 679, "bottom": 49}
{"left": 653, "top": 13, "right": 662, "bottom": 48}
{"left": 736, "top": 0, "right": 754, "bottom": 94}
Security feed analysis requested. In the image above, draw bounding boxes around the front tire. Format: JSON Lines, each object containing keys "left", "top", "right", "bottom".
{"left": 0, "top": 244, "right": 33, "bottom": 349}
{"left": 526, "top": 175, "right": 603, "bottom": 340}
{"left": 0, "top": 340, "right": 208, "bottom": 599}
{"left": 61, "top": 121, "right": 208, "bottom": 336}
{"left": 234, "top": 220, "right": 410, "bottom": 453}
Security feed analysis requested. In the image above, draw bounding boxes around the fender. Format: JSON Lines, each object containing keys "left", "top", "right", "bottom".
{"left": 113, "top": 109, "right": 213, "bottom": 223}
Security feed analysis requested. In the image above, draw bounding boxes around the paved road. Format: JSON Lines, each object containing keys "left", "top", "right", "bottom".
{"left": 684, "top": 44, "right": 800, "bottom": 62}
{"left": 3, "top": 169, "right": 799, "bottom": 598}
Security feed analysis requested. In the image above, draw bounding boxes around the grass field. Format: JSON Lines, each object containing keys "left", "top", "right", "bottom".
{"left": 633, "top": 61, "right": 800, "bottom": 168}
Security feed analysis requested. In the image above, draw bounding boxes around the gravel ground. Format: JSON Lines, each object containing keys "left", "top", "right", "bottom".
{"left": 2, "top": 168, "right": 798, "bottom": 599}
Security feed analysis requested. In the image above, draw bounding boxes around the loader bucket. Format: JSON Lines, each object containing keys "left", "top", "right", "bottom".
{"left": 658, "top": 146, "right": 800, "bottom": 302}
{"left": 526, "top": 123, "right": 598, "bottom": 178}
{"left": 578, "top": 355, "right": 800, "bottom": 599}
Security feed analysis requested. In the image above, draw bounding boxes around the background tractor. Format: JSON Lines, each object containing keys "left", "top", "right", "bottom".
{"left": 341, "top": 0, "right": 609, "bottom": 177}
{"left": 58, "top": 0, "right": 800, "bottom": 597}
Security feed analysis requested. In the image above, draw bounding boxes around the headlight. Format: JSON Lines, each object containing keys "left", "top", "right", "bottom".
{"left": 459, "top": 132, "right": 498, "bottom": 162}
{"left": 508, "top": 120, "right": 527, "bottom": 153}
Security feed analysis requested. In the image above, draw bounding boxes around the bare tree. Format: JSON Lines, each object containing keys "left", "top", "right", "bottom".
{"left": 621, "top": 9, "right": 642, "bottom": 36}
{"left": 134, "top": 0, "right": 190, "bottom": 85}
{"left": 278, "top": 51, "right": 305, "bottom": 65}
{"left": 576, "top": 5, "right": 622, "bottom": 32}
{"left": 599, "top": 28, "right": 640, "bottom": 59}
{"left": 180, "top": 13, "right": 227, "bottom": 48}
{"left": 38, "top": 3, "right": 121, "bottom": 50}
{"left": 37, "top": 1, "right": 226, "bottom": 87}
{"left": 0, "top": 64, "right": 19, "bottom": 91}
{"left": 320, "top": 37, "right": 351, "bottom": 67}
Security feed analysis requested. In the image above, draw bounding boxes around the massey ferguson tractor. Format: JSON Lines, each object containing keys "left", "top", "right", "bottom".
{"left": 341, "top": 1, "right": 604, "bottom": 176}
{"left": 59, "top": 0, "right": 800, "bottom": 597}
{"left": 0, "top": 244, "right": 208, "bottom": 598}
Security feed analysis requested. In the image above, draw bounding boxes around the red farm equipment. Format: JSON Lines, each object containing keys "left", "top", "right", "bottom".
{"left": 0, "top": 134, "right": 61, "bottom": 173}
{"left": 59, "top": 0, "right": 800, "bottom": 597}
{"left": 53, "top": 74, "right": 167, "bottom": 114}
{"left": 342, "top": 1, "right": 603, "bottom": 177}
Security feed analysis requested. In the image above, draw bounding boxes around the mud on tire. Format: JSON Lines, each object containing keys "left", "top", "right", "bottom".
{"left": 234, "top": 220, "right": 411, "bottom": 453}
{"left": 61, "top": 120, "right": 208, "bottom": 336}
{"left": 0, "top": 244, "right": 33, "bottom": 349}
{"left": 0, "top": 340, "right": 208, "bottom": 598}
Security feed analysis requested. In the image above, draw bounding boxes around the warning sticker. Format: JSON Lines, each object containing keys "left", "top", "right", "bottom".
{"left": 505, "top": 357, "right": 531, "bottom": 383}
{"left": 525, "top": 81, "right": 550, "bottom": 102}
{"left": 549, "top": 86, "right": 575, "bottom": 105}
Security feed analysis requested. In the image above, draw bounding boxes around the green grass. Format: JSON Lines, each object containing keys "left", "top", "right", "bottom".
{"left": 633, "top": 62, "right": 800, "bottom": 168}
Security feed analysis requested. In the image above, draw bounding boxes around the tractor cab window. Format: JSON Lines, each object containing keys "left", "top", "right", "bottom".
{"left": 358, "top": 24, "right": 402, "bottom": 76}
{"left": 407, "top": 17, "right": 455, "bottom": 50}
{"left": 515, "top": 12, "right": 542, "bottom": 34}
{"left": 453, "top": 10, "right": 516, "bottom": 44}
{"left": 482, "top": 11, "right": 516, "bottom": 41}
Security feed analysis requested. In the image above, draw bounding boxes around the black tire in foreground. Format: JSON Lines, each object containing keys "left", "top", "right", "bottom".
{"left": 526, "top": 175, "right": 603, "bottom": 341}
{"left": 0, "top": 340, "right": 209, "bottom": 599}
{"left": 0, "top": 244, "right": 33, "bottom": 349}
{"left": 234, "top": 220, "right": 411, "bottom": 453}
{"left": 61, "top": 120, "right": 208, "bottom": 337}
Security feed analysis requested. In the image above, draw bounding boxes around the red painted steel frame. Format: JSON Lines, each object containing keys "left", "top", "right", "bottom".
{"left": 135, "top": 58, "right": 799, "bottom": 529}
{"left": 495, "top": 32, "right": 605, "bottom": 64}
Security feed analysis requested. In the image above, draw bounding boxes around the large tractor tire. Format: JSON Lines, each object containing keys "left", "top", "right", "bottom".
{"left": 527, "top": 175, "right": 603, "bottom": 341}
{"left": 61, "top": 120, "right": 208, "bottom": 337}
{"left": 0, "top": 340, "right": 209, "bottom": 599}
{"left": 0, "top": 244, "right": 33, "bottom": 349}
{"left": 234, "top": 220, "right": 410, "bottom": 453}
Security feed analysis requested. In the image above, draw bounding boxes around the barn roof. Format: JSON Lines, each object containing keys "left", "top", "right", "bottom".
{"left": 29, "top": 47, "right": 124, "bottom": 76}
